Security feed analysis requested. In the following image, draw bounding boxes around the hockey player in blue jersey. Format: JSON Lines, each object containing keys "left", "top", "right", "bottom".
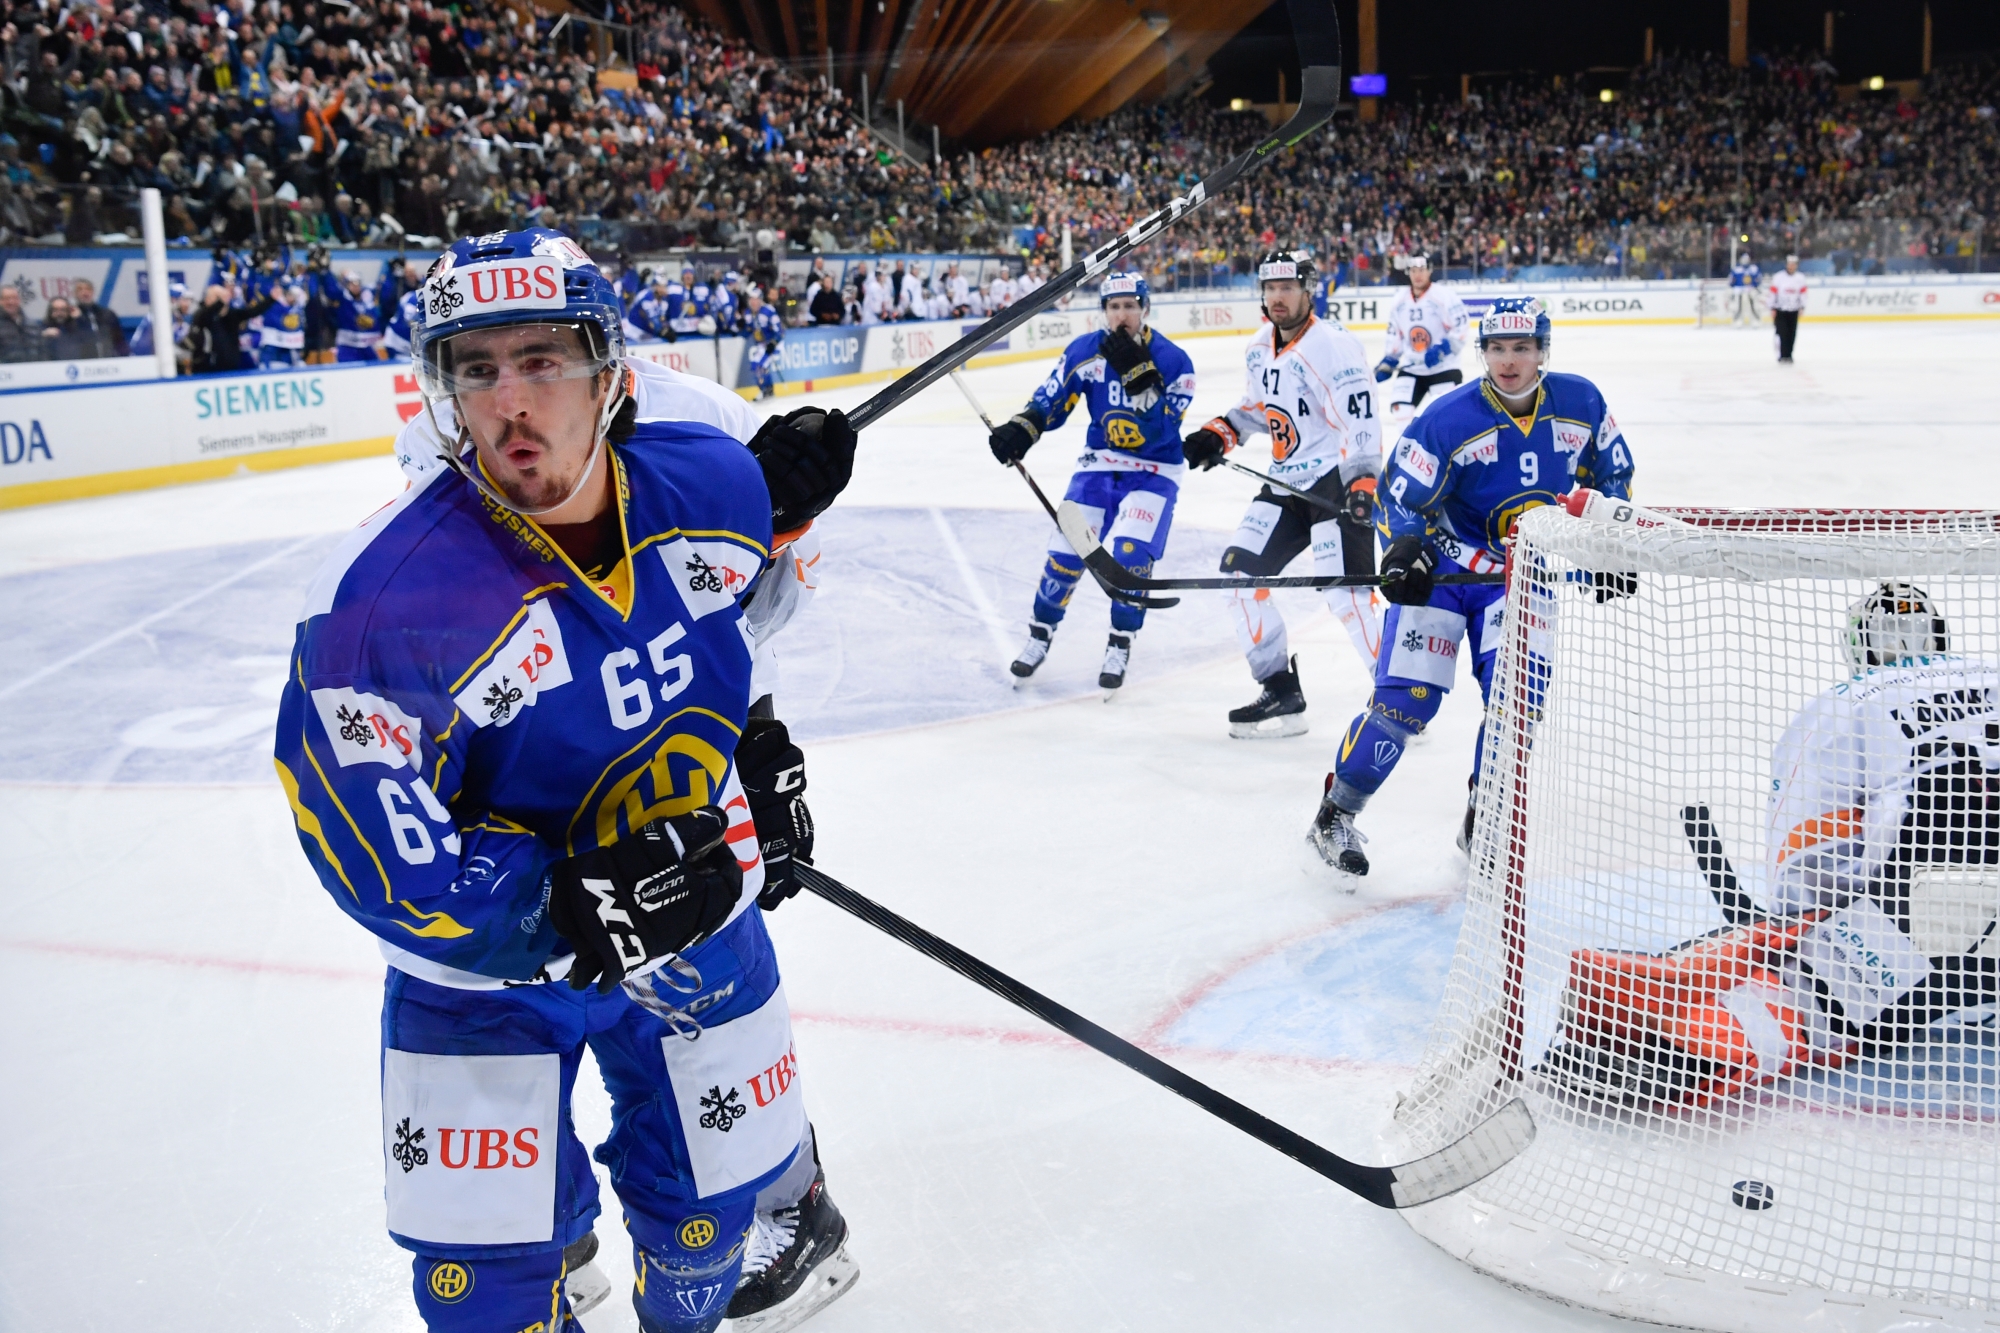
{"left": 380, "top": 283, "right": 426, "bottom": 360}
{"left": 256, "top": 282, "right": 309, "bottom": 367}
{"left": 129, "top": 281, "right": 192, "bottom": 361}
{"left": 275, "top": 229, "right": 861, "bottom": 1333}
{"left": 630, "top": 271, "right": 676, "bottom": 342}
{"left": 668, "top": 264, "right": 702, "bottom": 338}
{"left": 316, "top": 267, "right": 388, "bottom": 360}
{"left": 707, "top": 271, "right": 742, "bottom": 336}
{"left": 744, "top": 284, "right": 784, "bottom": 400}
{"left": 988, "top": 271, "right": 1196, "bottom": 691}
{"left": 1307, "top": 297, "right": 1636, "bottom": 876}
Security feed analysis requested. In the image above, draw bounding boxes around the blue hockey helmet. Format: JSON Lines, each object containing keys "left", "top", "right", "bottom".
{"left": 411, "top": 228, "right": 626, "bottom": 404}
{"left": 1477, "top": 296, "right": 1551, "bottom": 349}
{"left": 408, "top": 229, "right": 631, "bottom": 514}
{"left": 1098, "top": 270, "right": 1149, "bottom": 312}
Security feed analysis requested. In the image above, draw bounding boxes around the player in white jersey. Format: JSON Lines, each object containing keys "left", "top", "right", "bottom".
{"left": 1373, "top": 254, "right": 1468, "bottom": 444}
{"left": 1182, "top": 249, "right": 1383, "bottom": 738}
{"left": 1544, "top": 583, "right": 1998, "bottom": 1108}
{"left": 393, "top": 355, "right": 827, "bottom": 707}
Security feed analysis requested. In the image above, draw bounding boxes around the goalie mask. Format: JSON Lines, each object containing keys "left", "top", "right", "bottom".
{"left": 1844, "top": 581, "right": 1949, "bottom": 674}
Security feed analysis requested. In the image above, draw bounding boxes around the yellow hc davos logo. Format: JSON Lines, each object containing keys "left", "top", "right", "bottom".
{"left": 427, "top": 1260, "right": 474, "bottom": 1304}
{"left": 678, "top": 1215, "right": 719, "bottom": 1250}
{"left": 1102, "top": 415, "right": 1146, "bottom": 451}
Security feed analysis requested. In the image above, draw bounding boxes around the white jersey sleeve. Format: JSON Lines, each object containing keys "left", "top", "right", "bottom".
{"left": 1767, "top": 661, "right": 2000, "bottom": 916}
{"left": 1208, "top": 318, "right": 1380, "bottom": 487}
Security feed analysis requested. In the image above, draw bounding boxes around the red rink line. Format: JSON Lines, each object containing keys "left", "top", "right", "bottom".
{"left": 1137, "top": 891, "right": 1463, "bottom": 1046}
{"left": 0, "top": 938, "right": 1398, "bottom": 1075}
{"left": 0, "top": 937, "right": 381, "bottom": 981}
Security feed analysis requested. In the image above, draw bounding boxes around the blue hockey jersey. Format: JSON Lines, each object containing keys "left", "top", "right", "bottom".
{"left": 1024, "top": 327, "right": 1197, "bottom": 478}
{"left": 629, "top": 291, "right": 675, "bottom": 340}
{"left": 1380, "top": 371, "right": 1634, "bottom": 569}
{"left": 274, "top": 422, "right": 772, "bottom": 987}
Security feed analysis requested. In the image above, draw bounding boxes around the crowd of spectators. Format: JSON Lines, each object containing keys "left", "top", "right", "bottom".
{"left": 0, "top": 0, "right": 1995, "bottom": 284}
{"left": 987, "top": 50, "right": 2000, "bottom": 284}
{"left": 0, "top": 271, "right": 125, "bottom": 356}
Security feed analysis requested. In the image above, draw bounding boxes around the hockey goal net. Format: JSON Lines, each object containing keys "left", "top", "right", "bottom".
{"left": 1393, "top": 503, "right": 2000, "bottom": 1333}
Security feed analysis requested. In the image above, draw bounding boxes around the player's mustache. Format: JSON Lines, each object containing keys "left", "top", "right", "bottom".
{"left": 494, "top": 423, "right": 553, "bottom": 453}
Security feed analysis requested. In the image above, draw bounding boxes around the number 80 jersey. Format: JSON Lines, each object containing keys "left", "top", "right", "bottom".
{"left": 1213, "top": 314, "right": 1382, "bottom": 491}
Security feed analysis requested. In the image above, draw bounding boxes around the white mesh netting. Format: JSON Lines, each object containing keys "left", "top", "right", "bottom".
{"left": 1394, "top": 505, "right": 2000, "bottom": 1333}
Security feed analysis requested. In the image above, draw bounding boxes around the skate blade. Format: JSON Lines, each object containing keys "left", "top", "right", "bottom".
{"left": 1101, "top": 685, "right": 1121, "bottom": 701}
{"left": 1304, "top": 831, "right": 1365, "bottom": 888}
{"left": 725, "top": 1245, "right": 860, "bottom": 1333}
{"left": 565, "top": 1260, "right": 612, "bottom": 1318}
{"left": 1229, "top": 714, "right": 1309, "bottom": 740}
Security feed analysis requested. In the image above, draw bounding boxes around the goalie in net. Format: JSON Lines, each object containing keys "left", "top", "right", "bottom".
{"left": 1543, "top": 581, "right": 2000, "bottom": 1109}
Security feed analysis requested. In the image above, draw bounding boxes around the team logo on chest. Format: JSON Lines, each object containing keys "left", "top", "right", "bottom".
{"left": 453, "top": 600, "right": 573, "bottom": 729}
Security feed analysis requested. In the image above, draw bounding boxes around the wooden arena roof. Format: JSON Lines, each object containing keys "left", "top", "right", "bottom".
{"left": 681, "top": 0, "right": 1276, "bottom": 144}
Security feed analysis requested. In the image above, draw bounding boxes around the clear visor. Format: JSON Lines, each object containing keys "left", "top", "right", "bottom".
{"left": 418, "top": 322, "right": 613, "bottom": 399}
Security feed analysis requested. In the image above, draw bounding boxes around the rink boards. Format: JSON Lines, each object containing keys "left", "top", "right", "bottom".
{"left": 7, "top": 274, "right": 2000, "bottom": 510}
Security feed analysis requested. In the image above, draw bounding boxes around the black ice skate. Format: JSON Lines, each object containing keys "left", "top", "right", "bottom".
{"left": 1228, "top": 655, "right": 1307, "bottom": 738}
{"left": 1010, "top": 621, "right": 1055, "bottom": 679}
{"left": 725, "top": 1166, "right": 859, "bottom": 1332}
{"left": 1307, "top": 778, "right": 1369, "bottom": 879}
{"left": 1099, "top": 632, "right": 1132, "bottom": 694}
{"left": 562, "top": 1231, "right": 611, "bottom": 1317}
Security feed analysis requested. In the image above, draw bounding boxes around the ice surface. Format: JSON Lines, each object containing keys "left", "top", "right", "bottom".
{"left": 3, "top": 320, "right": 1996, "bottom": 1331}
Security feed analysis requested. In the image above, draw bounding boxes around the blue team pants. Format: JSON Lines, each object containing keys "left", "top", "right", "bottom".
{"left": 258, "top": 345, "right": 302, "bottom": 368}
{"left": 1032, "top": 469, "right": 1178, "bottom": 634}
{"left": 336, "top": 344, "right": 380, "bottom": 362}
{"left": 748, "top": 345, "right": 776, "bottom": 393}
{"left": 383, "top": 909, "right": 812, "bottom": 1333}
{"left": 1328, "top": 572, "right": 1511, "bottom": 812}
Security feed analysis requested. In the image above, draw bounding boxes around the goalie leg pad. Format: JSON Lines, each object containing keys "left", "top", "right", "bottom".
{"left": 1553, "top": 917, "right": 1837, "bottom": 1106}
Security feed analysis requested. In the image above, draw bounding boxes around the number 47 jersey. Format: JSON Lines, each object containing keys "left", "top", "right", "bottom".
{"left": 1207, "top": 314, "right": 1382, "bottom": 490}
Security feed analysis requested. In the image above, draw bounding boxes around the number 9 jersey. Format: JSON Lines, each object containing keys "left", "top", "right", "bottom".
{"left": 1379, "top": 372, "right": 1634, "bottom": 572}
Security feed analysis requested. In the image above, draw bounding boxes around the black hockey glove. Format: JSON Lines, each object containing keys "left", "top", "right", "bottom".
{"left": 1590, "top": 571, "right": 1639, "bottom": 603}
{"left": 1378, "top": 535, "right": 1438, "bottom": 606}
{"left": 1343, "top": 477, "right": 1376, "bottom": 527}
{"left": 749, "top": 407, "right": 857, "bottom": 533}
{"left": 548, "top": 806, "right": 743, "bottom": 993}
{"left": 988, "top": 412, "right": 1042, "bottom": 465}
{"left": 1099, "top": 328, "right": 1165, "bottom": 406}
{"left": 735, "top": 715, "right": 814, "bottom": 910}
{"left": 1181, "top": 426, "right": 1228, "bottom": 471}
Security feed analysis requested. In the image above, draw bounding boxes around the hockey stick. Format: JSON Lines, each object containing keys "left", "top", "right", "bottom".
{"left": 949, "top": 369, "right": 1180, "bottom": 610}
{"left": 795, "top": 863, "right": 1534, "bottom": 1208}
{"left": 1680, "top": 803, "right": 1762, "bottom": 927}
{"left": 842, "top": 0, "right": 1342, "bottom": 433}
{"left": 1220, "top": 457, "right": 1348, "bottom": 517}
{"left": 1056, "top": 500, "right": 1505, "bottom": 594}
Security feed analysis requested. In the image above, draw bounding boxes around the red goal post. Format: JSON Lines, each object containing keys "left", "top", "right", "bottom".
{"left": 1392, "top": 502, "right": 2000, "bottom": 1333}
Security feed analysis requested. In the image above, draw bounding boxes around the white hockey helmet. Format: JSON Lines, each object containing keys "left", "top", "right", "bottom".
{"left": 1843, "top": 581, "right": 1948, "bottom": 674}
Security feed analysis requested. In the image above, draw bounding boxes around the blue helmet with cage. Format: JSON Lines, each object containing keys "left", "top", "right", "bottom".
{"left": 411, "top": 228, "right": 626, "bottom": 400}
{"left": 1098, "top": 270, "right": 1149, "bottom": 312}
{"left": 408, "top": 229, "right": 631, "bottom": 513}
{"left": 1476, "top": 296, "right": 1551, "bottom": 349}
